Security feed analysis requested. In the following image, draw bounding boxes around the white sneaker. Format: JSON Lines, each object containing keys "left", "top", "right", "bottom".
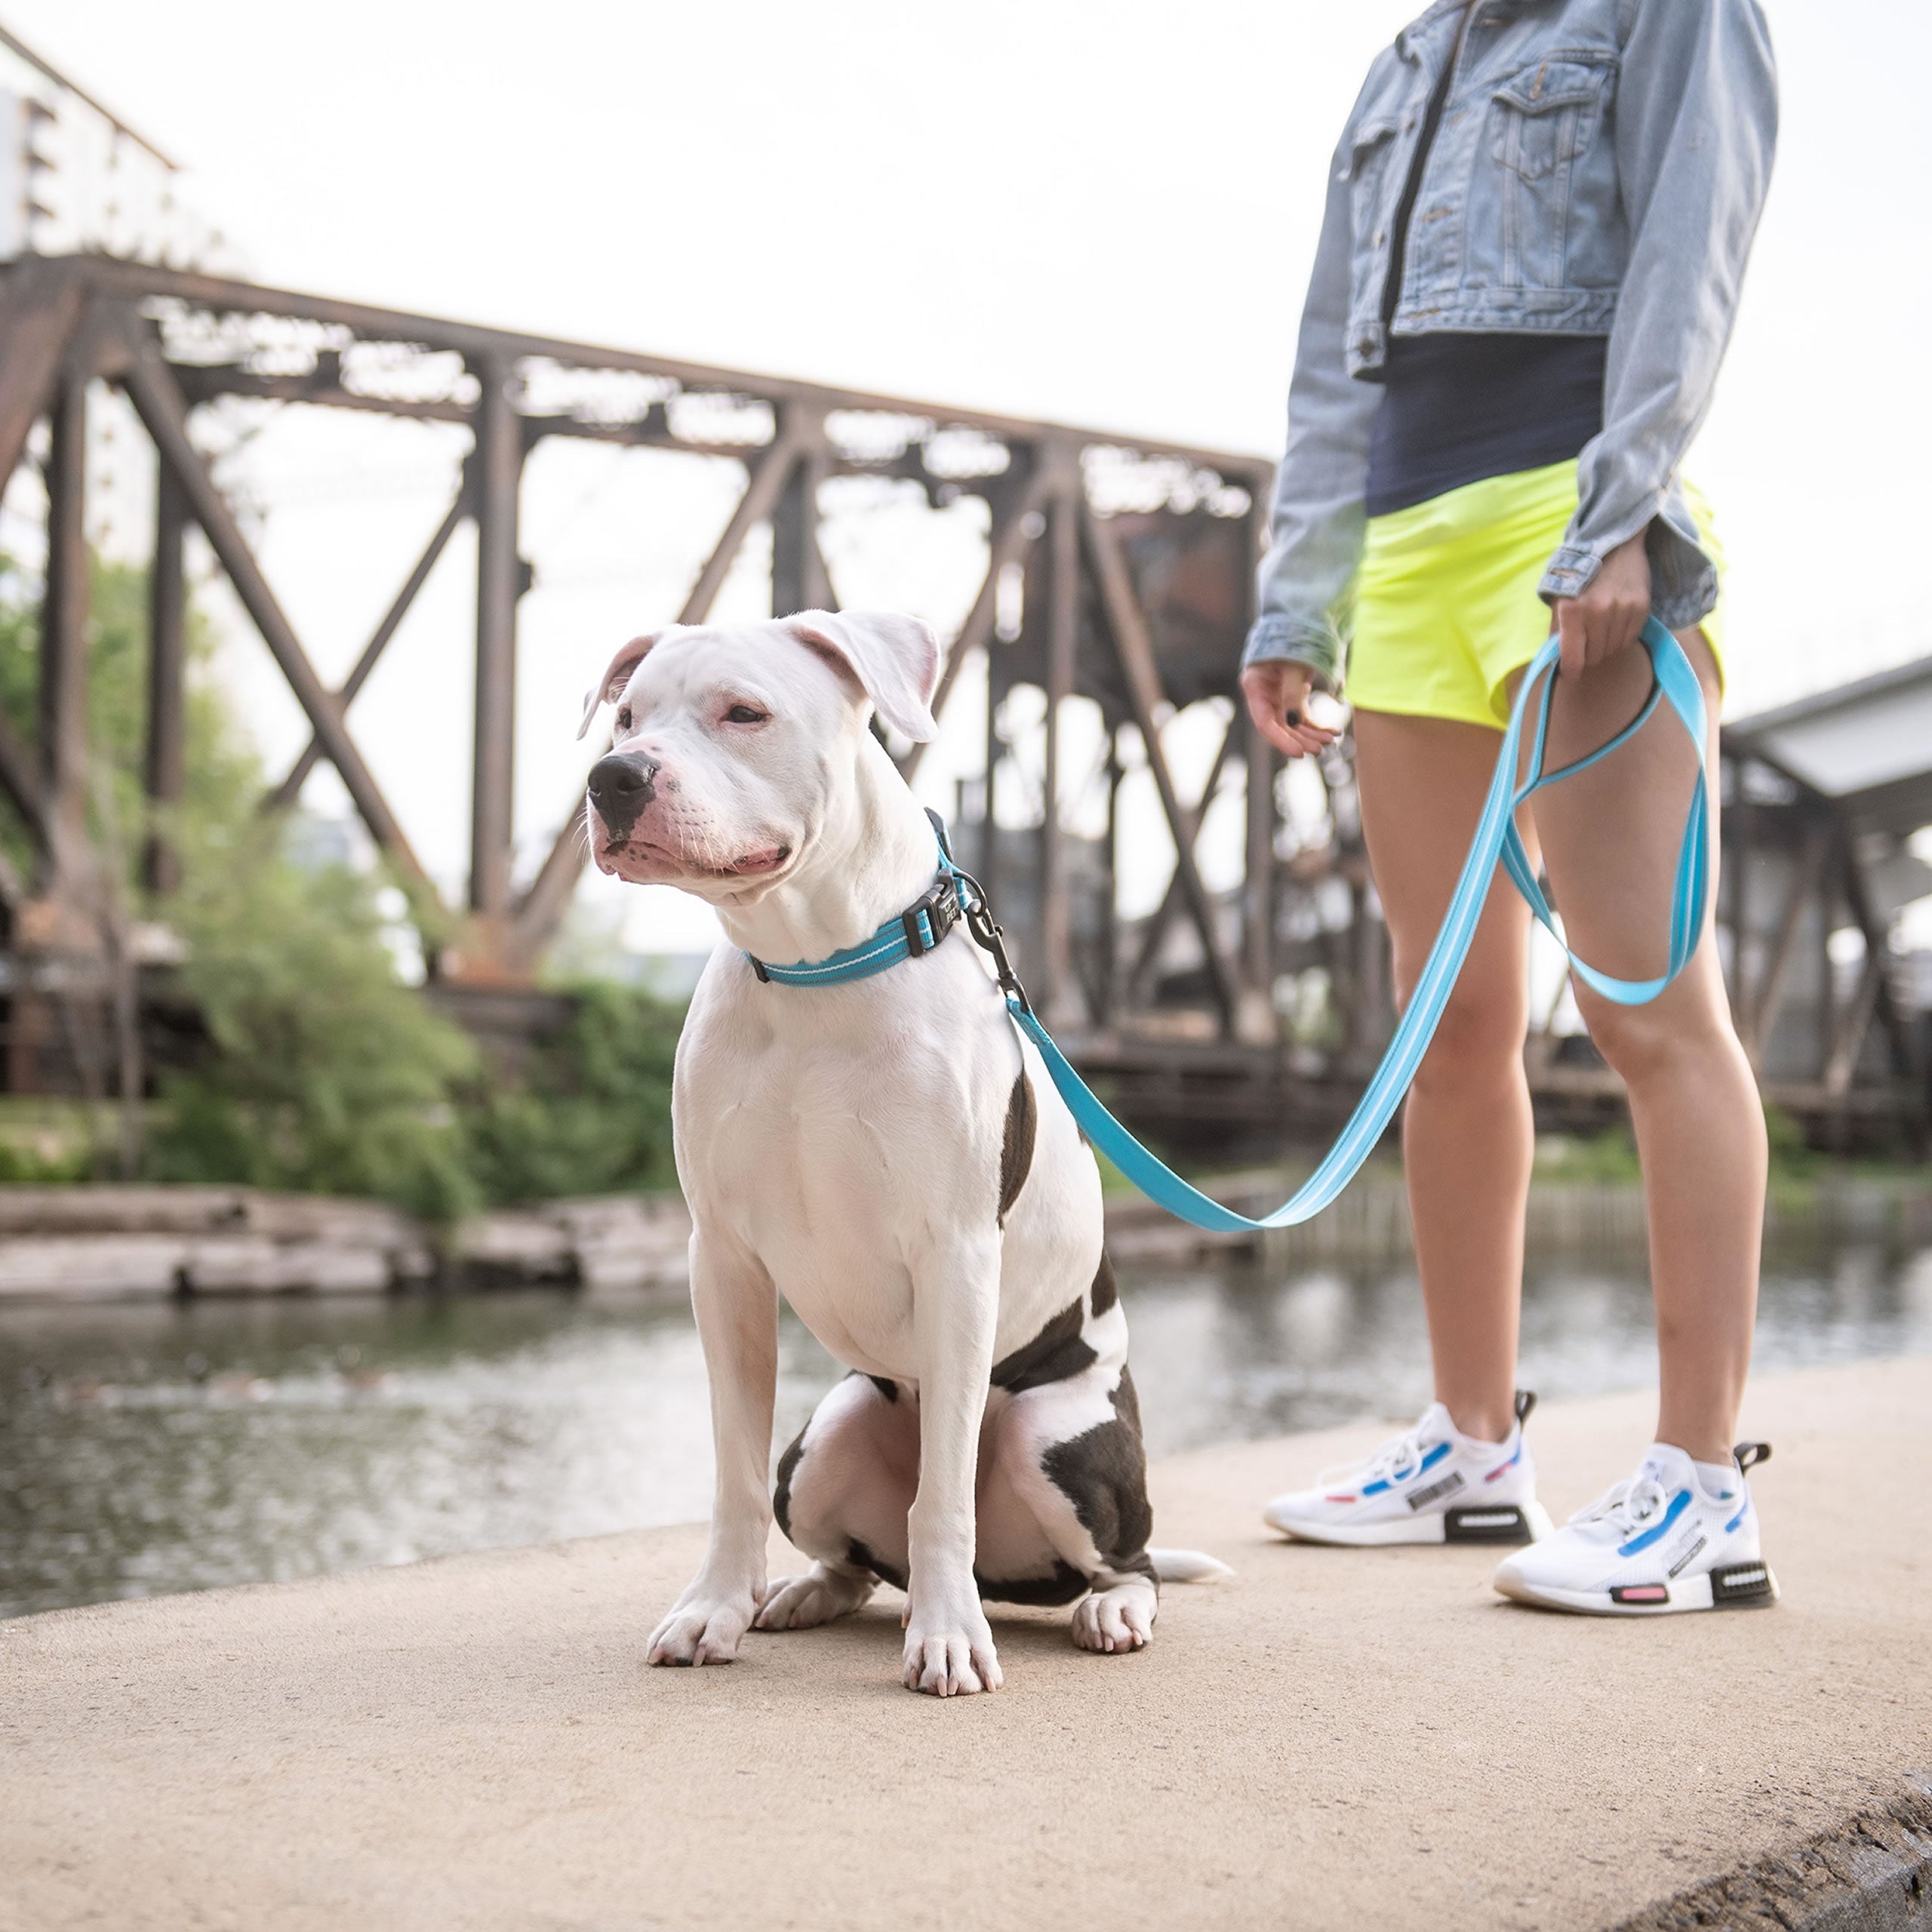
{"left": 1262, "top": 1392, "right": 1553, "bottom": 1546}
{"left": 1492, "top": 1441, "right": 1779, "bottom": 1615}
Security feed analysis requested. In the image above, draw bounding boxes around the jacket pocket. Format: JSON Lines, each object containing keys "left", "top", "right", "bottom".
{"left": 1345, "top": 117, "right": 1402, "bottom": 328}
{"left": 1487, "top": 57, "right": 1612, "bottom": 183}
{"left": 1346, "top": 117, "right": 1400, "bottom": 210}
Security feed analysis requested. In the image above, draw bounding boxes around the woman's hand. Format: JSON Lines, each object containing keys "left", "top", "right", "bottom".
{"left": 1240, "top": 660, "right": 1340, "bottom": 759}
{"left": 1552, "top": 529, "right": 1652, "bottom": 680}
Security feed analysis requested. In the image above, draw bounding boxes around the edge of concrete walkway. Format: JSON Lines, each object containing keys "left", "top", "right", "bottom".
{"left": 1620, "top": 1771, "right": 1932, "bottom": 1932}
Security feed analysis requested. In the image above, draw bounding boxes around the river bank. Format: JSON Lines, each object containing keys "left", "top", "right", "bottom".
{"left": 2, "top": 1170, "right": 1929, "bottom": 1300}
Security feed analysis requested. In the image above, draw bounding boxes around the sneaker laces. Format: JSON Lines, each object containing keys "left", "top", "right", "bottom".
{"left": 1317, "top": 1428, "right": 1427, "bottom": 1489}
{"left": 1569, "top": 1471, "right": 1669, "bottom": 1534}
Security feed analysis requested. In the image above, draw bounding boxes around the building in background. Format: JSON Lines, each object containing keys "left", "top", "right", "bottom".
{"left": 0, "top": 24, "right": 232, "bottom": 271}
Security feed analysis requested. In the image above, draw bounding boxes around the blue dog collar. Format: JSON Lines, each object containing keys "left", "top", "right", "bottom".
{"left": 746, "top": 811, "right": 968, "bottom": 988}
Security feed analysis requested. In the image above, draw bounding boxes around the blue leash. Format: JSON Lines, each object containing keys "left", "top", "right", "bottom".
{"left": 749, "top": 617, "right": 1709, "bottom": 1236}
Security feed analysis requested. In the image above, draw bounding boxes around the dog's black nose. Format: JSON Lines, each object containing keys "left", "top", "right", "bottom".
{"left": 587, "top": 752, "right": 658, "bottom": 838}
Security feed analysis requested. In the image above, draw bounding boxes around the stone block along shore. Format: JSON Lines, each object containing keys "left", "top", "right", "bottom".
{"left": 2, "top": 1174, "right": 1928, "bottom": 1300}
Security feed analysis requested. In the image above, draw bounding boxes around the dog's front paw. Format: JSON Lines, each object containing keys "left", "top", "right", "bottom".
{"left": 647, "top": 1590, "right": 755, "bottom": 1667}
{"left": 901, "top": 1603, "right": 1002, "bottom": 1697}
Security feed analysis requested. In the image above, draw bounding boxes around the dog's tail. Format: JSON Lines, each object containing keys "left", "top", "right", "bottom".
{"left": 1148, "top": 1547, "right": 1235, "bottom": 1585}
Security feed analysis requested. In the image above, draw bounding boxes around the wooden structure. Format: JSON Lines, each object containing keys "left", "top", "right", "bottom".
{"left": 0, "top": 251, "right": 1924, "bottom": 1149}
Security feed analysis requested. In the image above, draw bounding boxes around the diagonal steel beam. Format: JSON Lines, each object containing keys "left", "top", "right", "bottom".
{"left": 116, "top": 327, "right": 431, "bottom": 887}
{"left": 264, "top": 481, "right": 472, "bottom": 813}
{"left": 1743, "top": 819, "right": 1829, "bottom": 1065}
{"left": 1081, "top": 504, "right": 1240, "bottom": 1032}
{"left": 505, "top": 430, "right": 806, "bottom": 969}
{"left": 680, "top": 429, "right": 808, "bottom": 629}
{"left": 1125, "top": 709, "right": 1241, "bottom": 1003}
{"left": 1835, "top": 823, "right": 1923, "bottom": 1096}
{"left": 1823, "top": 949, "right": 1882, "bottom": 1097}
{"left": 0, "top": 260, "right": 86, "bottom": 492}
{"left": 901, "top": 459, "right": 1049, "bottom": 781}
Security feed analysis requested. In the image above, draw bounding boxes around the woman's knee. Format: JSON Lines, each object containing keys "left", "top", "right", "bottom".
{"left": 1406, "top": 973, "right": 1527, "bottom": 1088}
{"left": 1577, "top": 978, "right": 1738, "bottom": 1085}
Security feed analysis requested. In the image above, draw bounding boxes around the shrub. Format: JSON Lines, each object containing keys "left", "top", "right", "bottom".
{"left": 145, "top": 825, "right": 482, "bottom": 1221}
{"left": 457, "top": 980, "right": 681, "bottom": 1204}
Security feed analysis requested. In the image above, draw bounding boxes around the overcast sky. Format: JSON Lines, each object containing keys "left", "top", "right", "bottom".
{"left": 10, "top": 0, "right": 1930, "bottom": 950}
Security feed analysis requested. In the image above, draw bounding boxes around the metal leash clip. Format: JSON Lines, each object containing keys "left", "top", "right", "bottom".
{"left": 949, "top": 867, "right": 1032, "bottom": 1017}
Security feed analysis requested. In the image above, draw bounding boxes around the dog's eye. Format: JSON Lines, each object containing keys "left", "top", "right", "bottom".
{"left": 723, "top": 703, "right": 768, "bottom": 726}
{"left": 615, "top": 707, "right": 632, "bottom": 734}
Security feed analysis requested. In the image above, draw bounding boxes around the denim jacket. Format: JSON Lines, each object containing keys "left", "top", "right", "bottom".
{"left": 1244, "top": 0, "right": 1777, "bottom": 685}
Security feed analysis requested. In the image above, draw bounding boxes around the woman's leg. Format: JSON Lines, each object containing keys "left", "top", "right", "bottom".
{"left": 1526, "top": 630, "right": 1765, "bottom": 1463}
{"left": 1352, "top": 709, "right": 1536, "bottom": 1446}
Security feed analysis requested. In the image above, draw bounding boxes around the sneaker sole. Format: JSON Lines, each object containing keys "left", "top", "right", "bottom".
{"left": 1265, "top": 1500, "right": 1554, "bottom": 1548}
{"left": 1494, "top": 1559, "right": 1780, "bottom": 1616}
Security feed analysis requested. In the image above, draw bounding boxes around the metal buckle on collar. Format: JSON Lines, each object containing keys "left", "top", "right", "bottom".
{"left": 901, "top": 876, "right": 960, "bottom": 958}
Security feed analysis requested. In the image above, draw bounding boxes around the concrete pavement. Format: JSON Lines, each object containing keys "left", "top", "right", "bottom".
{"left": 2, "top": 1356, "right": 1928, "bottom": 1931}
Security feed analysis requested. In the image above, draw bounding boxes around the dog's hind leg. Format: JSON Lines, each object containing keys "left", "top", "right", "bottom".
{"left": 756, "top": 1371, "right": 916, "bottom": 1632}
{"left": 989, "top": 1355, "right": 1161, "bottom": 1654}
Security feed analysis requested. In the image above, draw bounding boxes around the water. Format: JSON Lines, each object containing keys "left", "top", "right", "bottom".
{"left": 3, "top": 1241, "right": 1928, "bottom": 1620}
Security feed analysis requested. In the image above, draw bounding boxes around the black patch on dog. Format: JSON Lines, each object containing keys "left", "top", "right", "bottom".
{"left": 846, "top": 1539, "right": 907, "bottom": 1592}
{"left": 975, "top": 1559, "right": 1092, "bottom": 1607}
{"left": 1091, "top": 1251, "right": 1118, "bottom": 1317}
{"left": 771, "top": 1422, "right": 809, "bottom": 1540}
{"left": 864, "top": 1374, "right": 899, "bottom": 1404}
{"left": 1041, "top": 1365, "right": 1155, "bottom": 1570}
{"left": 989, "top": 1297, "right": 1097, "bottom": 1395}
{"left": 998, "top": 1070, "right": 1037, "bottom": 1224}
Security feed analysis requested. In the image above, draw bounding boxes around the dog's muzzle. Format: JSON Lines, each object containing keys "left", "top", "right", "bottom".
{"left": 587, "top": 751, "right": 659, "bottom": 841}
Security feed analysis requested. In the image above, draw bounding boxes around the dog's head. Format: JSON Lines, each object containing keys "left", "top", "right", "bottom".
{"left": 576, "top": 611, "right": 940, "bottom": 903}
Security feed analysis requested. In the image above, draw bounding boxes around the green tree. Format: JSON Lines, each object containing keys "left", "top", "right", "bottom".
{"left": 0, "top": 550, "right": 493, "bottom": 1215}
{"left": 0, "top": 551, "right": 257, "bottom": 881}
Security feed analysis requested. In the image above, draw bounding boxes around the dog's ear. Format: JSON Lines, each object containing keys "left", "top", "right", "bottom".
{"left": 785, "top": 611, "right": 941, "bottom": 743}
{"left": 578, "top": 630, "right": 668, "bottom": 740}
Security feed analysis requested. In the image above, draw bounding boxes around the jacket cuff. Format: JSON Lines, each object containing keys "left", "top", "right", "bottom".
{"left": 1539, "top": 534, "right": 1721, "bottom": 632}
{"left": 1538, "top": 546, "right": 1601, "bottom": 603}
{"left": 1241, "top": 614, "right": 1341, "bottom": 690}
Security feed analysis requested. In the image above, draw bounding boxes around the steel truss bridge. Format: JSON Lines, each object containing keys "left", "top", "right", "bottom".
{"left": 0, "top": 252, "right": 1923, "bottom": 1149}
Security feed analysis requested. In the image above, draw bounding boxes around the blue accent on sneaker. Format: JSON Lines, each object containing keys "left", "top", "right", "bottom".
{"left": 1617, "top": 1487, "right": 1690, "bottom": 1558}
{"left": 1724, "top": 1501, "right": 1747, "bottom": 1534}
{"left": 1360, "top": 1439, "right": 1451, "bottom": 1498}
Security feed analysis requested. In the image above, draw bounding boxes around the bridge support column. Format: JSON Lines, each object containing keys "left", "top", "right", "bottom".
{"left": 466, "top": 358, "right": 525, "bottom": 974}
{"left": 1038, "top": 478, "right": 1079, "bottom": 1026}
{"left": 770, "top": 410, "right": 831, "bottom": 617}
{"left": 143, "top": 457, "right": 186, "bottom": 894}
{"left": 40, "top": 377, "right": 89, "bottom": 897}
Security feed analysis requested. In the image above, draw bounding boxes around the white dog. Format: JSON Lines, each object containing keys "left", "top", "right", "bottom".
{"left": 580, "top": 609, "right": 1225, "bottom": 1697}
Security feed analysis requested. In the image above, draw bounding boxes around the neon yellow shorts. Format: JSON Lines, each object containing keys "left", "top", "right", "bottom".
{"left": 1348, "top": 458, "right": 1725, "bottom": 730}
